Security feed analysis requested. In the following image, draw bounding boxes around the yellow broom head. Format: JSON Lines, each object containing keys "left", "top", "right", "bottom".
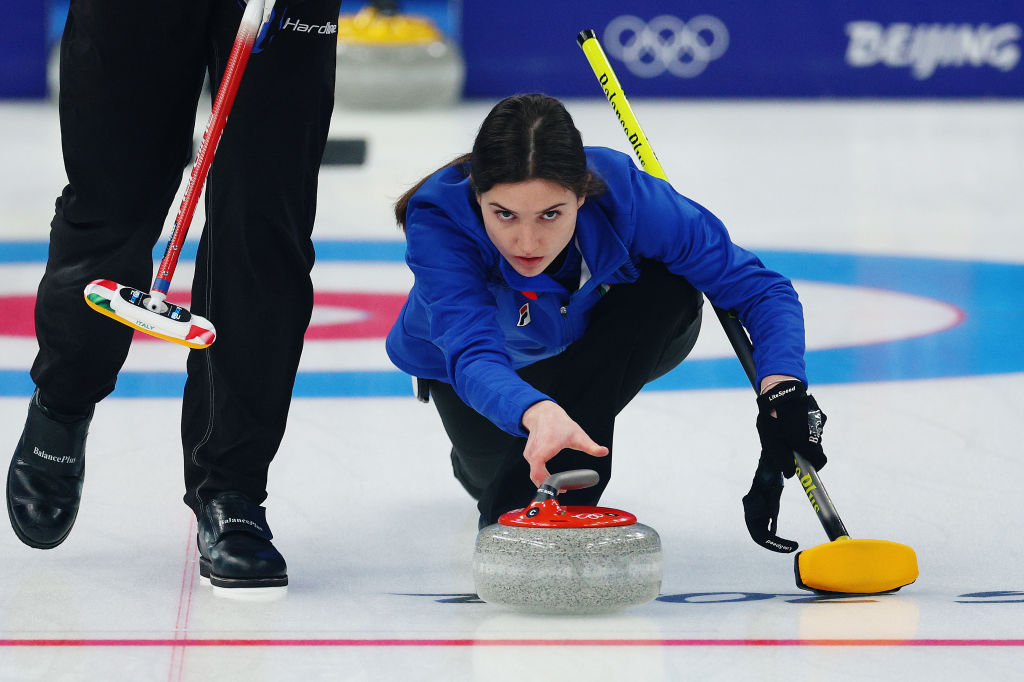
{"left": 796, "top": 537, "right": 919, "bottom": 594}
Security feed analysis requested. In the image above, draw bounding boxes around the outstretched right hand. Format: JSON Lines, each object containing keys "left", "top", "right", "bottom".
{"left": 521, "top": 401, "right": 608, "bottom": 487}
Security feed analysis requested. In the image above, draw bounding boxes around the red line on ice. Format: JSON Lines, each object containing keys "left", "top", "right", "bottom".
{"left": 2, "top": 639, "right": 1023, "bottom": 647}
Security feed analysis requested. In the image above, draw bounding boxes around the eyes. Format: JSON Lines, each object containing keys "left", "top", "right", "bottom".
{"left": 494, "top": 209, "right": 562, "bottom": 222}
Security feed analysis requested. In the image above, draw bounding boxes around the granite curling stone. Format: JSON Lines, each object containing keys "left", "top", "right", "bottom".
{"left": 473, "top": 470, "right": 663, "bottom": 614}
{"left": 335, "top": 5, "right": 465, "bottom": 110}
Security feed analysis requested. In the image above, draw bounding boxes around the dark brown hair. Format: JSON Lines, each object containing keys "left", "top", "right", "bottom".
{"left": 394, "top": 94, "right": 606, "bottom": 229}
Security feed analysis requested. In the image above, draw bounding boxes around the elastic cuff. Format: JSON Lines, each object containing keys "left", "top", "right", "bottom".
{"left": 755, "top": 380, "right": 805, "bottom": 414}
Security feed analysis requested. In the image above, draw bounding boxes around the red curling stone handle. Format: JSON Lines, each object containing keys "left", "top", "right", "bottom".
{"left": 498, "top": 469, "right": 638, "bottom": 528}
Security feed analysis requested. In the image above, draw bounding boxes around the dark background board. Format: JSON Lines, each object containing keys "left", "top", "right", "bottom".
{"left": 4, "top": 1, "right": 1023, "bottom": 99}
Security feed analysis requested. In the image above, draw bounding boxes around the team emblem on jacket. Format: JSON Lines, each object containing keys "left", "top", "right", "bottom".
{"left": 517, "top": 303, "right": 531, "bottom": 327}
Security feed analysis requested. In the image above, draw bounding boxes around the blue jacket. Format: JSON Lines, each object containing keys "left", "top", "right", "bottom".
{"left": 386, "top": 147, "right": 807, "bottom": 436}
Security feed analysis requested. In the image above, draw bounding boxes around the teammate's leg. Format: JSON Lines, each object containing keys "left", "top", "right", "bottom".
{"left": 183, "top": 0, "right": 341, "bottom": 586}
{"left": 9, "top": 0, "right": 210, "bottom": 549}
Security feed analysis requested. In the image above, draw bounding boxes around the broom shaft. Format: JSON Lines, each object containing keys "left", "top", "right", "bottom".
{"left": 714, "top": 309, "right": 849, "bottom": 540}
{"left": 578, "top": 29, "right": 850, "bottom": 542}
{"left": 152, "top": 0, "right": 267, "bottom": 295}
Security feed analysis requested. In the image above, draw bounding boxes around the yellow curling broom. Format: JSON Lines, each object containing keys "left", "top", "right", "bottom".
{"left": 577, "top": 29, "right": 918, "bottom": 594}
{"left": 84, "top": 0, "right": 276, "bottom": 349}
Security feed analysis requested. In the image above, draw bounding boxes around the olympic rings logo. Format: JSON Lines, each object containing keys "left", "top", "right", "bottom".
{"left": 603, "top": 14, "right": 730, "bottom": 78}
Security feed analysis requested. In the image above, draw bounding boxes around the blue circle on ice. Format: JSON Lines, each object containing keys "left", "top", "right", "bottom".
{"left": 1, "top": 241, "right": 1022, "bottom": 397}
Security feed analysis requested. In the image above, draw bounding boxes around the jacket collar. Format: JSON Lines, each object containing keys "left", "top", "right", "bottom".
{"left": 570, "top": 203, "right": 633, "bottom": 295}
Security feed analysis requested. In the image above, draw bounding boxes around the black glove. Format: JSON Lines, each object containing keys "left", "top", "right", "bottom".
{"left": 755, "top": 380, "right": 827, "bottom": 478}
{"left": 742, "top": 454, "right": 798, "bottom": 553}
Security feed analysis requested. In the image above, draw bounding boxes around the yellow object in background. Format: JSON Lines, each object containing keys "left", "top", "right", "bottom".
{"left": 337, "top": 6, "right": 442, "bottom": 45}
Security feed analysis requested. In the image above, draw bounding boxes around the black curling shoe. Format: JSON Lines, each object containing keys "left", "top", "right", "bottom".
{"left": 6, "top": 391, "right": 92, "bottom": 549}
{"left": 197, "top": 492, "right": 288, "bottom": 589}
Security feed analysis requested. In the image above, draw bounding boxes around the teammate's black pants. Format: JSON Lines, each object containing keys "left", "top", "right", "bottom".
{"left": 30, "top": 0, "right": 341, "bottom": 515}
{"left": 427, "top": 263, "right": 704, "bottom": 525}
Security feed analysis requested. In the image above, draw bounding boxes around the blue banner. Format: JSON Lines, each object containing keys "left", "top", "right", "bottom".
{"left": 0, "top": 3, "right": 47, "bottom": 98}
{"left": 462, "top": 0, "right": 1024, "bottom": 98}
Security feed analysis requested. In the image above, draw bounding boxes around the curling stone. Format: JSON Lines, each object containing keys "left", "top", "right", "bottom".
{"left": 473, "top": 470, "right": 662, "bottom": 615}
{"left": 335, "top": 5, "right": 465, "bottom": 110}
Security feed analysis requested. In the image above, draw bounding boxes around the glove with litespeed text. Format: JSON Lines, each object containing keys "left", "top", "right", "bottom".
{"left": 755, "top": 380, "right": 827, "bottom": 478}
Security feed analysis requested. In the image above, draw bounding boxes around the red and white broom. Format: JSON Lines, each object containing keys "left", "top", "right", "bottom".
{"left": 84, "top": 0, "right": 275, "bottom": 349}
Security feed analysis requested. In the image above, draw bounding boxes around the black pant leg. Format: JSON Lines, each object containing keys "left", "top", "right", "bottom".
{"left": 426, "top": 380, "right": 520, "bottom": 501}
{"left": 181, "top": 0, "right": 341, "bottom": 514}
{"left": 31, "top": 0, "right": 211, "bottom": 415}
{"left": 439, "top": 263, "right": 703, "bottom": 524}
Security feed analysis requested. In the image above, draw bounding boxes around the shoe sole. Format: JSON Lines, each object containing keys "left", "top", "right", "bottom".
{"left": 198, "top": 555, "right": 288, "bottom": 588}
{"left": 6, "top": 462, "right": 76, "bottom": 550}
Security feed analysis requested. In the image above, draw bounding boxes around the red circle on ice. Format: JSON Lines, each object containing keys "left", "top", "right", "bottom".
{"left": 0, "top": 291, "right": 406, "bottom": 341}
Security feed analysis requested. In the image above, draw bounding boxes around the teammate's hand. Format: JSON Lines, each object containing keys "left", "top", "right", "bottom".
{"left": 755, "top": 380, "right": 827, "bottom": 478}
{"left": 742, "top": 455, "right": 798, "bottom": 553}
{"left": 521, "top": 401, "right": 608, "bottom": 487}
{"left": 239, "top": 0, "right": 294, "bottom": 53}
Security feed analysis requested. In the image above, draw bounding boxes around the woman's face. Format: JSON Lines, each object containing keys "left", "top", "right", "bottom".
{"left": 477, "top": 178, "right": 585, "bottom": 277}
